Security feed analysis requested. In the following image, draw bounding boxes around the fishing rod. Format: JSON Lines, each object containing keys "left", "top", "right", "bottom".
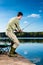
{"left": 14, "top": 21, "right": 34, "bottom": 32}
{"left": 22, "top": 22, "right": 34, "bottom": 30}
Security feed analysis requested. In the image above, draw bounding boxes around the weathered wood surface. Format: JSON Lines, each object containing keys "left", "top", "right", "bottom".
{"left": 0, "top": 55, "right": 36, "bottom": 65}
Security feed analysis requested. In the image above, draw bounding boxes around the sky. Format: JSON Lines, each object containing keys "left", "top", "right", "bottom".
{"left": 0, "top": 0, "right": 43, "bottom": 32}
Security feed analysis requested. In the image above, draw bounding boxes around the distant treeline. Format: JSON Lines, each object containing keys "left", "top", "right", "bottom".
{"left": 0, "top": 32, "right": 43, "bottom": 37}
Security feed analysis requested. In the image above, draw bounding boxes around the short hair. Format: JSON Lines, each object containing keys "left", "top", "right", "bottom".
{"left": 17, "top": 12, "right": 23, "bottom": 16}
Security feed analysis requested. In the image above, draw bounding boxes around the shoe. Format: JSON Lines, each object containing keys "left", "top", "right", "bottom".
{"left": 8, "top": 47, "right": 17, "bottom": 57}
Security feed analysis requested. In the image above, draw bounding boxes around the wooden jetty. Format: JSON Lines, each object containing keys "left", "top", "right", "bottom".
{"left": 0, "top": 55, "right": 36, "bottom": 65}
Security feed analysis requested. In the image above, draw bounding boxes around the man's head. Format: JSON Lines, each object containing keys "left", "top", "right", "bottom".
{"left": 17, "top": 12, "right": 23, "bottom": 20}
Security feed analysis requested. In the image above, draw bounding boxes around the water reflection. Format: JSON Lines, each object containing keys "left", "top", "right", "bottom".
{"left": 16, "top": 43, "right": 43, "bottom": 65}
{"left": 19, "top": 39, "right": 43, "bottom": 43}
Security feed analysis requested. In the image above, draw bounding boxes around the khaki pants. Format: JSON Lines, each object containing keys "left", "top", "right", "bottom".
{"left": 6, "top": 31, "right": 20, "bottom": 48}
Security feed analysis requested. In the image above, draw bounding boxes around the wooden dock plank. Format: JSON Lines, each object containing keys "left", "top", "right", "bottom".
{"left": 0, "top": 55, "right": 36, "bottom": 65}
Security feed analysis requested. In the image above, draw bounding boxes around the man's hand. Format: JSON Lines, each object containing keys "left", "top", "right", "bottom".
{"left": 15, "top": 29, "right": 23, "bottom": 32}
{"left": 18, "top": 30, "right": 23, "bottom": 32}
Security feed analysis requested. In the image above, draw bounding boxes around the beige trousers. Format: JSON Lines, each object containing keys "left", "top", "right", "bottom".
{"left": 6, "top": 31, "right": 20, "bottom": 48}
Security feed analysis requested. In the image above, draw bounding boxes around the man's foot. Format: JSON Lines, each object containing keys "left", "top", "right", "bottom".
{"left": 8, "top": 47, "right": 18, "bottom": 57}
{"left": 8, "top": 53, "right": 17, "bottom": 57}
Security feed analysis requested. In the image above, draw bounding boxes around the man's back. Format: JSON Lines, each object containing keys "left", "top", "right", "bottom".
{"left": 6, "top": 17, "right": 20, "bottom": 32}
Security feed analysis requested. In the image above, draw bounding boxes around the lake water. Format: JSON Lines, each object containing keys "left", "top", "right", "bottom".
{"left": 16, "top": 42, "right": 43, "bottom": 65}
{"left": 0, "top": 38, "right": 43, "bottom": 65}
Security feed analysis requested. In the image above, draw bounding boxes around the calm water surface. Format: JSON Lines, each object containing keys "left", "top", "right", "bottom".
{"left": 16, "top": 42, "right": 43, "bottom": 65}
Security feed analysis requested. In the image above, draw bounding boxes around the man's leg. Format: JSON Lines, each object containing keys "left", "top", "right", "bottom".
{"left": 6, "top": 31, "right": 20, "bottom": 57}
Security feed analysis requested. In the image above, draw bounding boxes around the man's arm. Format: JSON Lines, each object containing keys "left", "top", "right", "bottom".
{"left": 15, "top": 23, "right": 22, "bottom": 32}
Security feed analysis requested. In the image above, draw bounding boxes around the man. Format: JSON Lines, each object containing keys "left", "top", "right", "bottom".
{"left": 5, "top": 12, "right": 23, "bottom": 57}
